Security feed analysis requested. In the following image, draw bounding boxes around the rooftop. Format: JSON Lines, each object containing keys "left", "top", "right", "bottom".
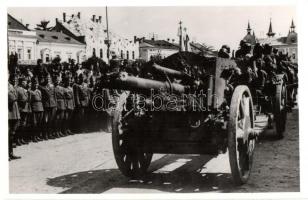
{"left": 140, "top": 39, "right": 179, "bottom": 50}
{"left": 8, "top": 14, "right": 29, "bottom": 31}
{"left": 36, "top": 30, "right": 85, "bottom": 45}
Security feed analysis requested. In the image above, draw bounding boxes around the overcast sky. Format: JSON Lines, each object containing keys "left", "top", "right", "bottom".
{"left": 8, "top": 6, "right": 296, "bottom": 51}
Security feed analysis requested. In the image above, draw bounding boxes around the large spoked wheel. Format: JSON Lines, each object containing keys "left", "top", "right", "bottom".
{"left": 274, "top": 80, "right": 287, "bottom": 139}
{"left": 112, "top": 93, "right": 153, "bottom": 179}
{"left": 228, "top": 85, "right": 255, "bottom": 185}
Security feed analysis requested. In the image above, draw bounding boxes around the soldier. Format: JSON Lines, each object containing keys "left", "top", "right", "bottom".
{"left": 8, "top": 74, "right": 21, "bottom": 160}
{"left": 16, "top": 77, "right": 31, "bottom": 144}
{"left": 218, "top": 45, "right": 231, "bottom": 58}
{"left": 29, "top": 77, "right": 44, "bottom": 142}
{"left": 63, "top": 76, "right": 75, "bottom": 135}
{"left": 73, "top": 74, "right": 90, "bottom": 132}
{"left": 39, "top": 74, "right": 58, "bottom": 139}
{"left": 54, "top": 75, "right": 66, "bottom": 137}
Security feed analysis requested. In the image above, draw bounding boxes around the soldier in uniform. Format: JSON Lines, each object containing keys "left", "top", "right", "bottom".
{"left": 29, "top": 77, "right": 44, "bottom": 142}
{"left": 218, "top": 45, "right": 231, "bottom": 58}
{"left": 16, "top": 77, "right": 31, "bottom": 144}
{"left": 73, "top": 74, "right": 90, "bottom": 132}
{"left": 54, "top": 75, "right": 66, "bottom": 137}
{"left": 8, "top": 74, "right": 21, "bottom": 160}
{"left": 39, "top": 74, "right": 58, "bottom": 139}
{"left": 63, "top": 76, "right": 75, "bottom": 135}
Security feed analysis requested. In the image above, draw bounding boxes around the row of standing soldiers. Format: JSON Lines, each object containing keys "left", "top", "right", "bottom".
{"left": 8, "top": 71, "right": 100, "bottom": 160}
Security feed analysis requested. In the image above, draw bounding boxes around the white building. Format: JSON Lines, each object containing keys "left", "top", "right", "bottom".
{"left": 243, "top": 19, "right": 298, "bottom": 63}
{"left": 53, "top": 12, "right": 139, "bottom": 63}
{"left": 36, "top": 30, "right": 86, "bottom": 63}
{"left": 8, "top": 14, "right": 37, "bottom": 65}
{"left": 257, "top": 20, "right": 298, "bottom": 63}
{"left": 139, "top": 39, "right": 179, "bottom": 61}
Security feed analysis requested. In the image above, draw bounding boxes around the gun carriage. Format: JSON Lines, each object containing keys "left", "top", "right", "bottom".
{"left": 99, "top": 52, "right": 262, "bottom": 185}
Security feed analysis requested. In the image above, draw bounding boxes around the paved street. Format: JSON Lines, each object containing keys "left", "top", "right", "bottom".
{"left": 9, "top": 109, "right": 299, "bottom": 193}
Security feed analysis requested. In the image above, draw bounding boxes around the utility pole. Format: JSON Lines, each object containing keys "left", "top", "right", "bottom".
{"left": 105, "top": 6, "right": 110, "bottom": 64}
{"left": 178, "top": 21, "right": 183, "bottom": 52}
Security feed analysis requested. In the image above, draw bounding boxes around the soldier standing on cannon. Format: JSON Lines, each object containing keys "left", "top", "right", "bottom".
{"left": 8, "top": 74, "right": 21, "bottom": 160}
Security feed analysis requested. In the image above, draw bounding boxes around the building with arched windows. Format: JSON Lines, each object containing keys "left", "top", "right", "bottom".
{"left": 53, "top": 12, "right": 139, "bottom": 63}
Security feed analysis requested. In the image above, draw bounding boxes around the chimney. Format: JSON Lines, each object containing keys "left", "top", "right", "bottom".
{"left": 98, "top": 16, "right": 102, "bottom": 23}
{"left": 151, "top": 37, "right": 155, "bottom": 41}
{"left": 172, "top": 39, "right": 175, "bottom": 43}
{"left": 63, "top": 12, "right": 66, "bottom": 22}
{"left": 167, "top": 38, "right": 170, "bottom": 42}
{"left": 77, "top": 12, "right": 81, "bottom": 19}
{"left": 92, "top": 15, "right": 96, "bottom": 22}
{"left": 134, "top": 36, "right": 137, "bottom": 43}
{"left": 26, "top": 24, "right": 29, "bottom": 29}
{"left": 71, "top": 14, "right": 74, "bottom": 18}
{"left": 96, "top": 19, "right": 99, "bottom": 23}
{"left": 55, "top": 18, "right": 58, "bottom": 23}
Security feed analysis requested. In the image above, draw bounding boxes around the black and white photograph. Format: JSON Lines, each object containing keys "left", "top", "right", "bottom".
{"left": 2, "top": 0, "right": 307, "bottom": 198}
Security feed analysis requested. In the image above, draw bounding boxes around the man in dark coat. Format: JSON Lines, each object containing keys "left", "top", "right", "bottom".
{"left": 8, "top": 74, "right": 21, "bottom": 160}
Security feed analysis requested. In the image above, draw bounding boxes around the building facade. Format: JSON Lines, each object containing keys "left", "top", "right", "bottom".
{"left": 53, "top": 12, "right": 139, "bottom": 63}
{"left": 36, "top": 30, "right": 86, "bottom": 64}
{"left": 139, "top": 39, "right": 179, "bottom": 61}
{"left": 243, "top": 19, "right": 298, "bottom": 63}
{"left": 8, "top": 14, "right": 37, "bottom": 65}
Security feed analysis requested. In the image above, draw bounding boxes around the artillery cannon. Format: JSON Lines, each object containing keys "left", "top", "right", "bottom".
{"left": 100, "top": 52, "right": 258, "bottom": 185}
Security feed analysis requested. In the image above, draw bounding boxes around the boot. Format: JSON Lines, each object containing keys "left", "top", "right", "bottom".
{"left": 32, "top": 135, "right": 38, "bottom": 143}
{"left": 9, "top": 153, "right": 21, "bottom": 160}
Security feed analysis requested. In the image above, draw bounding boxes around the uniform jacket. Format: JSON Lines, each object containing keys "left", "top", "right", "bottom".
{"left": 8, "top": 83, "right": 20, "bottom": 120}
{"left": 39, "top": 84, "right": 57, "bottom": 108}
{"left": 55, "top": 85, "right": 66, "bottom": 110}
{"left": 73, "top": 83, "right": 90, "bottom": 108}
{"left": 16, "top": 86, "right": 31, "bottom": 113}
{"left": 29, "top": 89, "right": 44, "bottom": 112}
{"left": 63, "top": 86, "right": 75, "bottom": 110}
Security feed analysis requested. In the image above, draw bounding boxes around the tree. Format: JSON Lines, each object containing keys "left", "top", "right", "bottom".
{"left": 35, "top": 20, "right": 53, "bottom": 31}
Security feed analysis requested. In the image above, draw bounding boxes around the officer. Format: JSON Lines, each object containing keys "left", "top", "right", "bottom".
{"left": 16, "top": 77, "right": 31, "bottom": 144}
{"left": 63, "top": 76, "right": 75, "bottom": 135}
{"left": 29, "top": 77, "right": 44, "bottom": 142}
{"left": 39, "top": 74, "right": 58, "bottom": 139}
{"left": 54, "top": 75, "right": 66, "bottom": 137}
{"left": 8, "top": 74, "right": 21, "bottom": 160}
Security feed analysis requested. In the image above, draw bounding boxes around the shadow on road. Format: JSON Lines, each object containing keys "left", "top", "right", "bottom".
{"left": 47, "top": 154, "right": 238, "bottom": 193}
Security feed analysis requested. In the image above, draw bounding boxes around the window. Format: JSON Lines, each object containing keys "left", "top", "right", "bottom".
{"left": 27, "top": 48, "right": 32, "bottom": 60}
{"left": 17, "top": 48, "right": 23, "bottom": 59}
{"left": 126, "top": 51, "right": 129, "bottom": 60}
{"left": 132, "top": 51, "right": 135, "bottom": 60}
{"left": 100, "top": 48, "right": 103, "bottom": 58}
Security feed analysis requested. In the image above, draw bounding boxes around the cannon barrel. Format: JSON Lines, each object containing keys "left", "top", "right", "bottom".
{"left": 103, "top": 72, "right": 189, "bottom": 94}
{"left": 152, "top": 63, "right": 191, "bottom": 80}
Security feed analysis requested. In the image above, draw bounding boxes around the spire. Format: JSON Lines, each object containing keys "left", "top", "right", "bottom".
{"left": 267, "top": 18, "right": 275, "bottom": 37}
{"left": 247, "top": 21, "right": 252, "bottom": 34}
{"left": 290, "top": 19, "right": 296, "bottom": 33}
